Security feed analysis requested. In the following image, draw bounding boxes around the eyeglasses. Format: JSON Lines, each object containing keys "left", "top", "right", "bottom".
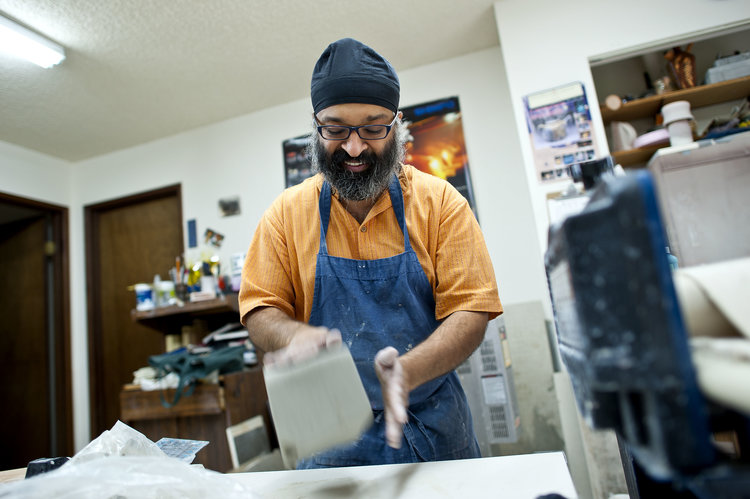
{"left": 315, "top": 113, "right": 398, "bottom": 141}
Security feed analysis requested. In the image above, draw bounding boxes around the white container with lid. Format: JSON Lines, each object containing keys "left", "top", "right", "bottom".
{"left": 155, "top": 280, "right": 175, "bottom": 307}
{"left": 661, "top": 100, "right": 694, "bottom": 146}
{"left": 661, "top": 100, "right": 693, "bottom": 126}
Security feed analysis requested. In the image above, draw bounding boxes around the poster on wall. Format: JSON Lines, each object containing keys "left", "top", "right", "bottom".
{"left": 523, "top": 82, "right": 601, "bottom": 184}
{"left": 282, "top": 96, "right": 478, "bottom": 216}
{"left": 282, "top": 135, "right": 313, "bottom": 188}
{"left": 400, "top": 96, "right": 477, "bottom": 217}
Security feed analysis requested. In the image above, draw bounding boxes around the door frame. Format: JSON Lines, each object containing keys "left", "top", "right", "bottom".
{"left": 85, "top": 184, "right": 182, "bottom": 437}
{"left": 0, "top": 190, "right": 72, "bottom": 457}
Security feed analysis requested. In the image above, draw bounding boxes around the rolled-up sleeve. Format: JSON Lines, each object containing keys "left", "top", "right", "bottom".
{"left": 239, "top": 200, "right": 296, "bottom": 325}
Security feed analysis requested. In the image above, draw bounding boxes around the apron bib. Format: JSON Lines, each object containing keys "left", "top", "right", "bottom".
{"left": 297, "top": 176, "right": 480, "bottom": 468}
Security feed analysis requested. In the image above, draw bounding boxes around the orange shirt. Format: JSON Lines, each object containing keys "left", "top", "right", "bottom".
{"left": 239, "top": 164, "right": 502, "bottom": 325}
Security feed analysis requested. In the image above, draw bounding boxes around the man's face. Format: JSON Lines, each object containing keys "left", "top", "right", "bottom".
{"left": 310, "top": 103, "right": 404, "bottom": 202}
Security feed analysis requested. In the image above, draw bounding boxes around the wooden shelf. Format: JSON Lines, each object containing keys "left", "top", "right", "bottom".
{"left": 612, "top": 144, "right": 665, "bottom": 168}
{"left": 601, "top": 75, "right": 750, "bottom": 125}
{"left": 131, "top": 292, "right": 240, "bottom": 333}
{"left": 603, "top": 75, "right": 750, "bottom": 167}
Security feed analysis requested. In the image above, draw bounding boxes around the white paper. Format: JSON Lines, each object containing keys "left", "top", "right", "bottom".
{"left": 481, "top": 374, "right": 507, "bottom": 405}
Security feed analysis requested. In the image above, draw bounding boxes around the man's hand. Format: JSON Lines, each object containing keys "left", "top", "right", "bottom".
{"left": 374, "top": 346, "right": 408, "bottom": 449}
{"left": 263, "top": 326, "right": 342, "bottom": 367}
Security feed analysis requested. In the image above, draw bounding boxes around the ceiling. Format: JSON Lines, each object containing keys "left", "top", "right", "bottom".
{"left": 0, "top": 0, "right": 501, "bottom": 162}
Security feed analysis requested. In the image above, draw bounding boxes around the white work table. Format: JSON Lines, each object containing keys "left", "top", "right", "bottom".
{"left": 0, "top": 452, "right": 576, "bottom": 498}
{"left": 228, "top": 452, "right": 577, "bottom": 498}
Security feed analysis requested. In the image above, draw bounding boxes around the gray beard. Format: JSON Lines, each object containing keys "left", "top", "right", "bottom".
{"left": 308, "top": 129, "right": 404, "bottom": 202}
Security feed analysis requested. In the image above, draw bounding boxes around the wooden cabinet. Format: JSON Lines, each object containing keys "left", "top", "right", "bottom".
{"left": 120, "top": 369, "right": 271, "bottom": 472}
{"left": 123, "top": 293, "right": 273, "bottom": 472}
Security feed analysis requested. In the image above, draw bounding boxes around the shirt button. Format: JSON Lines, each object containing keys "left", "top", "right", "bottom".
{"left": 360, "top": 226, "right": 367, "bottom": 233}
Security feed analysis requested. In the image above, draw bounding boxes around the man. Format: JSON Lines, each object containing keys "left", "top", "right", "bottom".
{"left": 240, "top": 38, "right": 502, "bottom": 468}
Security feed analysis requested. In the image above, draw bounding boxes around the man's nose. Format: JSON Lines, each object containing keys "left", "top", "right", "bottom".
{"left": 341, "top": 132, "right": 368, "bottom": 157}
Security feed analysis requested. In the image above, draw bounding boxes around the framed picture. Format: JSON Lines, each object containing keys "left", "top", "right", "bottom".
{"left": 401, "top": 96, "right": 478, "bottom": 218}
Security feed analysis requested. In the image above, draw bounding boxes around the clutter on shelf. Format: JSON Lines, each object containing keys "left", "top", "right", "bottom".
{"left": 665, "top": 44, "right": 697, "bottom": 89}
{"left": 705, "top": 51, "right": 750, "bottom": 84}
{"left": 129, "top": 248, "right": 247, "bottom": 312}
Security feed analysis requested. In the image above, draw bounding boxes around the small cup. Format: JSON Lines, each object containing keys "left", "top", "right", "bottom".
{"left": 175, "top": 283, "right": 189, "bottom": 301}
{"left": 134, "top": 283, "right": 154, "bottom": 311}
{"left": 155, "top": 281, "right": 175, "bottom": 307}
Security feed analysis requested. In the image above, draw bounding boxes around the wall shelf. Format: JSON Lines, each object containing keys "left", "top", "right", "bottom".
{"left": 131, "top": 292, "right": 240, "bottom": 333}
{"left": 602, "top": 75, "right": 750, "bottom": 125}
{"left": 603, "top": 75, "right": 750, "bottom": 167}
{"left": 612, "top": 144, "right": 665, "bottom": 168}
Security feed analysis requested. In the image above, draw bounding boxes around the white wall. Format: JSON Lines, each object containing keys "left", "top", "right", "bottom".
{"left": 2, "top": 45, "right": 545, "bottom": 450}
{"left": 400, "top": 48, "right": 548, "bottom": 308}
{"left": 494, "top": 0, "right": 750, "bottom": 253}
{"left": 0, "top": 141, "right": 72, "bottom": 204}
{"left": 4, "top": 0, "right": 747, "bottom": 455}
{"left": 73, "top": 46, "right": 546, "bottom": 309}
{"left": 492, "top": 3, "right": 750, "bottom": 494}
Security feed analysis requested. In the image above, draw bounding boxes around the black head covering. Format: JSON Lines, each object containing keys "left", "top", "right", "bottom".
{"left": 311, "top": 38, "right": 400, "bottom": 115}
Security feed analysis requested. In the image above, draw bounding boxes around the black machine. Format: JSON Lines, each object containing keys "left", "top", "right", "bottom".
{"left": 569, "top": 156, "right": 614, "bottom": 190}
{"left": 545, "top": 170, "right": 749, "bottom": 498}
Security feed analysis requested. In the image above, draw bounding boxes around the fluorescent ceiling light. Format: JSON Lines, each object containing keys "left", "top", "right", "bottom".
{"left": 0, "top": 15, "right": 65, "bottom": 68}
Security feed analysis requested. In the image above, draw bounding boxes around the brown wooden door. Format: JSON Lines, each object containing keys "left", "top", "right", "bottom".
{"left": 0, "top": 196, "right": 71, "bottom": 470}
{"left": 86, "top": 185, "right": 183, "bottom": 437}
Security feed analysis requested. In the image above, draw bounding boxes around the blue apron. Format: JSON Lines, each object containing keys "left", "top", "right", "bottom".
{"left": 297, "top": 175, "right": 480, "bottom": 468}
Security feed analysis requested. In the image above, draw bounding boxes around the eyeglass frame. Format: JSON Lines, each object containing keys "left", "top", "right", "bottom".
{"left": 314, "top": 112, "right": 399, "bottom": 141}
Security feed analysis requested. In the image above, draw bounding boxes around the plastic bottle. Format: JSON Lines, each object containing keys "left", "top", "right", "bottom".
{"left": 666, "top": 246, "right": 679, "bottom": 271}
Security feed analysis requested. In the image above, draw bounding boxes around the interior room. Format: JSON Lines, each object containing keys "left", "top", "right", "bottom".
{"left": 1, "top": 1, "right": 749, "bottom": 497}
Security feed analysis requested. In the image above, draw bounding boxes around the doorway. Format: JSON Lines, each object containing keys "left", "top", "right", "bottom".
{"left": 0, "top": 192, "right": 71, "bottom": 470}
{"left": 85, "top": 185, "right": 183, "bottom": 437}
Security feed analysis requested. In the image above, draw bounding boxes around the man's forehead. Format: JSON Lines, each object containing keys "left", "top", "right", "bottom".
{"left": 317, "top": 103, "right": 393, "bottom": 123}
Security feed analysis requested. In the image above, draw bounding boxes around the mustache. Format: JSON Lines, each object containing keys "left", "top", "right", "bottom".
{"left": 329, "top": 148, "right": 377, "bottom": 171}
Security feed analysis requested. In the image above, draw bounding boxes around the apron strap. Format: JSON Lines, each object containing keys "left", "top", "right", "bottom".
{"left": 319, "top": 181, "right": 333, "bottom": 255}
{"left": 318, "top": 174, "right": 412, "bottom": 256}
{"left": 387, "top": 175, "right": 412, "bottom": 252}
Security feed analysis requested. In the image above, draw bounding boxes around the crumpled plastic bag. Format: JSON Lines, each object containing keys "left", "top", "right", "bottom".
{"left": 0, "top": 456, "right": 258, "bottom": 499}
{"left": 0, "top": 421, "right": 258, "bottom": 499}
{"left": 68, "top": 420, "right": 166, "bottom": 465}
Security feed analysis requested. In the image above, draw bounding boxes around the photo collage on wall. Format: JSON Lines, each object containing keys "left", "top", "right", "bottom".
{"left": 282, "top": 96, "right": 478, "bottom": 218}
{"left": 523, "top": 82, "right": 601, "bottom": 184}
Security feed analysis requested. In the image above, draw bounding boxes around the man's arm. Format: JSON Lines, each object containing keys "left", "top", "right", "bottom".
{"left": 375, "top": 310, "right": 488, "bottom": 448}
{"left": 401, "top": 310, "right": 488, "bottom": 391}
{"left": 244, "top": 306, "right": 341, "bottom": 366}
